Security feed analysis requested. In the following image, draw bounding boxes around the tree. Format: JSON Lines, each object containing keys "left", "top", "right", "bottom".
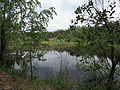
{"left": 0, "top": 0, "right": 27, "bottom": 62}
{"left": 23, "top": 1, "right": 56, "bottom": 80}
{"left": 73, "top": 0, "right": 120, "bottom": 89}
{"left": 0, "top": 0, "right": 56, "bottom": 70}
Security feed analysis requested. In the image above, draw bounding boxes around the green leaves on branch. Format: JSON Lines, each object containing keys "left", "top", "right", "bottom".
{"left": 74, "top": 0, "right": 116, "bottom": 26}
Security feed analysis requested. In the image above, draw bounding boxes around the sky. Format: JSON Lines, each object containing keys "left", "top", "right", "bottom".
{"left": 38, "top": 0, "right": 120, "bottom": 32}
{"left": 38, "top": 0, "right": 87, "bottom": 32}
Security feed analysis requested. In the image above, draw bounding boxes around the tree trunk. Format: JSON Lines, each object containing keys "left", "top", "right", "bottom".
{"left": 107, "top": 63, "right": 116, "bottom": 90}
{"left": 107, "top": 41, "right": 115, "bottom": 90}
{"left": 30, "top": 42, "right": 33, "bottom": 80}
{"left": 30, "top": 22, "right": 33, "bottom": 80}
{"left": 0, "top": 4, "right": 6, "bottom": 62}
{"left": 0, "top": 22, "right": 6, "bottom": 62}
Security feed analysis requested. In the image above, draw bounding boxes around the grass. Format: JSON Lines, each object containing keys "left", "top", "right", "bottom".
{"left": 0, "top": 71, "right": 39, "bottom": 89}
{"left": 0, "top": 66, "right": 57, "bottom": 90}
{"left": 0, "top": 66, "right": 79, "bottom": 90}
{"left": 0, "top": 66, "right": 74, "bottom": 90}
{"left": 0, "top": 63, "right": 118, "bottom": 90}
{"left": 40, "top": 38, "right": 77, "bottom": 50}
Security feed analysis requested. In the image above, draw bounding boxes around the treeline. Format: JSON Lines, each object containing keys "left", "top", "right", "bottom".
{"left": 47, "top": 27, "right": 84, "bottom": 39}
{"left": 45, "top": 24, "right": 120, "bottom": 44}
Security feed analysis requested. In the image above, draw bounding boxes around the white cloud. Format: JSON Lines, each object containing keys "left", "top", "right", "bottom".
{"left": 38, "top": 0, "right": 84, "bottom": 31}
{"left": 38, "top": 0, "right": 120, "bottom": 31}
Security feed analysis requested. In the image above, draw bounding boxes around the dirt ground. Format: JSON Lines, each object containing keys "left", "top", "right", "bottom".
{"left": 0, "top": 71, "right": 56, "bottom": 90}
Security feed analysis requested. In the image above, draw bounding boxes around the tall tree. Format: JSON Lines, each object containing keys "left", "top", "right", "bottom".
{"left": 0, "top": 0, "right": 56, "bottom": 67}
{"left": 0, "top": 0, "right": 27, "bottom": 62}
{"left": 24, "top": 0, "right": 56, "bottom": 80}
{"left": 73, "top": 0, "right": 120, "bottom": 89}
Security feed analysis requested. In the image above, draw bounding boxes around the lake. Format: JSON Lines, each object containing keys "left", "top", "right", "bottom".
{"left": 15, "top": 50, "right": 89, "bottom": 81}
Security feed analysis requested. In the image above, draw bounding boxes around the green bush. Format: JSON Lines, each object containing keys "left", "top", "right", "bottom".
{"left": 71, "top": 38, "right": 80, "bottom": 42}
{"left": 41, "top": 41, "right": 50, "bottom": 47}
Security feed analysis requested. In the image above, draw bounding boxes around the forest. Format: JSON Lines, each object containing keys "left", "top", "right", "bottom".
{"left": 0, "top": 0, "right": 120, "bottom": 90}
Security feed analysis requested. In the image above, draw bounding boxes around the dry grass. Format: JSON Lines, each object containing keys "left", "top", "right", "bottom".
{"left": 0, "top": 71, "right": 56, "bottom": 90}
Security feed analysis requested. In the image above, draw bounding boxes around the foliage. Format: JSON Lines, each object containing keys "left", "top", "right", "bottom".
{"left": 0, "top": 0, "right": 56, "bottom": 81}
{"left": 73, "top": 0, "right": 120, "bottom": 90}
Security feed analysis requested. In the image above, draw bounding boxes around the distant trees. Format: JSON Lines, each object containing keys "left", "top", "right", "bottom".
{"left": 73, "top": 0, "right": 120, "bottom": 89}
{"left": 46, "top": 27, "right": 85, "bottom": 42}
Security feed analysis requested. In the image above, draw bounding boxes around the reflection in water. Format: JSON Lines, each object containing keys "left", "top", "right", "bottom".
{"left": 15, "top": 50, "right": 87, "bottom": 81}
{"left": 32, "top": 50, "right": 85, "bottom": 80}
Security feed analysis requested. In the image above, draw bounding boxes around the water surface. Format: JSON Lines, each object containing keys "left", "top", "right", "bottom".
{"left": 30, "top": 50, "right": 88, "bottom": 81}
